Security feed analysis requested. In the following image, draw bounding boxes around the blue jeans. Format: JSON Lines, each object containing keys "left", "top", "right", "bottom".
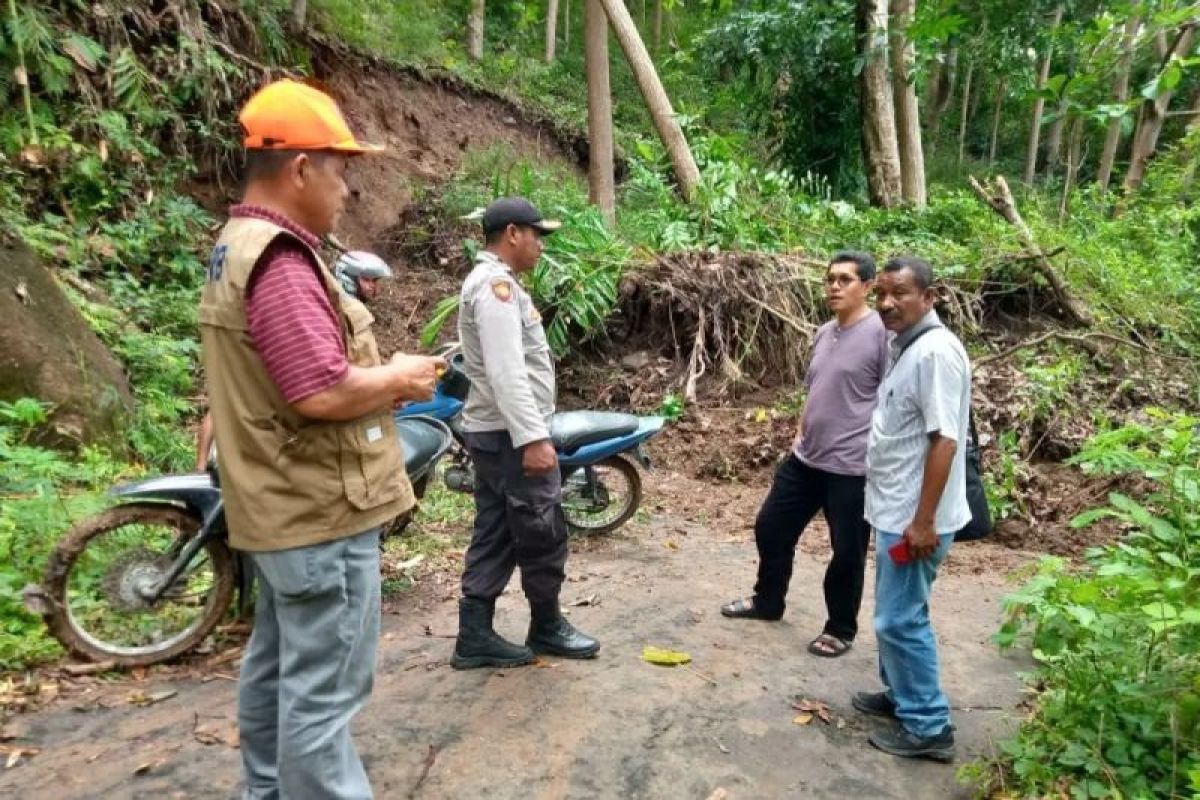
{"left": 874, "top": 529, "right": 953, "bottom": 738}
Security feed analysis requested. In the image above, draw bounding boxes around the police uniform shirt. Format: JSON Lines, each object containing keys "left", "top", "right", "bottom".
{"left": 458, "top": 251, "right": 555, "bottom": 447}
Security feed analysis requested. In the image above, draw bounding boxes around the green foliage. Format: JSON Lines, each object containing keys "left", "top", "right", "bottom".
{"left": 621, "top": 129, "right": 842, "bottom": 252}
{"left": 991, "top": 411, "right": 1200, "bottom": 798}
{"left": 656, "top": 393, "right": 685, "bottom": 422}
{"left": 309, "top": 0, "right": 458, "bottom": 67}
{"left": 0, "top": 412, "right": 138, "bottom": 669}
{"left": 985, "top": 430, "right": 1029, "bottom": 521}
{"left": 698, "top": 1, "right": 863, "bottom": 197}
{"left": 429, "top": 147, "right": 631, "bottom": 356}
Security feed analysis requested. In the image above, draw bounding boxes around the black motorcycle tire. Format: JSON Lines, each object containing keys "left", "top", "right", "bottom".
{"left": 41, "top": 503, "right": 236, "bottom": 667}
{"left": 563, "top": 455, "right": 643, "bottom": 536}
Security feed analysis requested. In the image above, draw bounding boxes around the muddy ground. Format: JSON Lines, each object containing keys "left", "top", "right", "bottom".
{"left": 0, "top": 468, "right": 1034, "bottom": 800}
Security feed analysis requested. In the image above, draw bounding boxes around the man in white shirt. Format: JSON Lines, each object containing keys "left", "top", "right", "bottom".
{"left": 852, "top": 256, "right": 970, "bottom": 763}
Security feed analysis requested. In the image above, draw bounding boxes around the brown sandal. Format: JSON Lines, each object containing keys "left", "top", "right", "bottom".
{"left": 807, "top": 633, "right": 852, "bottom": 658}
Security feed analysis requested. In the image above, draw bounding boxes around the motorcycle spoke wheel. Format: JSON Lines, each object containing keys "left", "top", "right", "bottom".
{"left": 41, "top": 504, "right": 235, "bottom": 666}
{"left": 562, "top": 456, "right": 642, "bottom": 536}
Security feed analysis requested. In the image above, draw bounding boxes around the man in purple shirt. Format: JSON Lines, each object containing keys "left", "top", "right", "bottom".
{"left": 722, "top": 251, "right": 889, "bottom": 658}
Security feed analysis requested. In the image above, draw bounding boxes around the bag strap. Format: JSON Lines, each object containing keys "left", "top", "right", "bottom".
{"left": 890, "top": 324, "right": 978, "bottom": 448}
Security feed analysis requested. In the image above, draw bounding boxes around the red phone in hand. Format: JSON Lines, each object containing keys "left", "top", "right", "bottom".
{"left": 888, "top": 538, "right": 913, "bottom": 565}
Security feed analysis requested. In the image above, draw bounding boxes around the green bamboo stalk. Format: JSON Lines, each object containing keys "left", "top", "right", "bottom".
{"left": 7, "top": 0, "right": 38, "bottom": 145}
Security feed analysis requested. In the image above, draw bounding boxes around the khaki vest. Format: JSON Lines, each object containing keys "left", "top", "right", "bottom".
{"left": 198, "top": 216, "right": 414, "bottom": 552}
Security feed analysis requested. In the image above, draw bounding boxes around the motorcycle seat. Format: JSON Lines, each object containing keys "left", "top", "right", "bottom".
{"left": 551, "top": 411, "right": 640, "bottom": 454}
{"left": 396, "top": 416, "right": 451, "bottom": 474}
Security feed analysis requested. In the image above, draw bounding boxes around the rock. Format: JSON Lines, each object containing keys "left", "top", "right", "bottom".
{"left": 0, "top": 239, "right": 133, "bottom": 447}
{"left": 621, "top": 351, "right": 652, "bottom": 371}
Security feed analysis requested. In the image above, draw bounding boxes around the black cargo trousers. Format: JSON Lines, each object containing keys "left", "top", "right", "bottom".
{"left": 460, "top": 431, "right": 568, "bottom": 604}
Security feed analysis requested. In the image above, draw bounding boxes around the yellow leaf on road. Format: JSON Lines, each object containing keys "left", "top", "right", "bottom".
{"left": 792, "top": 713, "right": 814, "bottom": 726}
{"left": 642, "top": 646, "right": 692, "bottom": 666}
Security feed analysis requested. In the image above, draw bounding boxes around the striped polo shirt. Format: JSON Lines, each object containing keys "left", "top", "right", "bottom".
{"left": 235, "top": 205, "right": 349, "bottom": 403}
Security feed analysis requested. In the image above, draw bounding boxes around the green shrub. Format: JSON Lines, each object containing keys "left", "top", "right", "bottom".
{"left": 991, "top": 411, "right": 1200, "bottom": 798}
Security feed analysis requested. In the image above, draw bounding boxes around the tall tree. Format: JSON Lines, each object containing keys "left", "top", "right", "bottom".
{"left": 1043, "top": 95, "right": 1069, "bottom": 176}
{"left": 468, "top": 0, "right": 486, "bottom": 62}
{"left": 957, "top": 53, "right": 975, "bottom": 167}
{"left": 1059, "top": 116, "right": 1084, "bottom": 219}
{"left": 1097, "top": 13, "right": 1141, "bottom": 191}
{"left": 653, "top": 0, "right": 663, "bottom": 54}
{"left": 290, "top": 0, "right": 307, "bottom": 33}
{"left": 1178, "top": 87, "right": 1200, "bottom": 193}
{"left": 925, "top": 41, "right": 958, "bottom": 143}
{"left": 585, "top": 0, "right": 616, "bottom": 223}
{"left": 989, "top": 76, "right": 1006, "bottom": 165}
{"left": 857, "top": 0, "right": 903, "bottom": 207}
{"left": 1024, "top": 6, "right": 1064, "bottom": 184}
{"left": 597, "top": 0, "right": 700, "bottom": 200}
{"left": 564, "top": 0, "right": 571, "bottom": 48}
{"left": 1122, "top": 21, "right": 1198, "bottom": 193}
{"left": 889, "top": 0, "right": 926, "bottom": 206}
{"left": 546, "top": 0, "right": 560, "bottom": 63}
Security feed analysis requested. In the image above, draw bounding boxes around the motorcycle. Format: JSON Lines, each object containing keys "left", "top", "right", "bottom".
{"left": 395, "top": 346, "right": 666, "bottom": 536}
{"left": 24, "top": 416, "right": 453, "bottom": 667}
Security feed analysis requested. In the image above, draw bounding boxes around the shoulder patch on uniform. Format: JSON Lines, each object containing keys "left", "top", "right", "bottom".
{"left": 491, "top": 280, "right": 513, "bottom": 302}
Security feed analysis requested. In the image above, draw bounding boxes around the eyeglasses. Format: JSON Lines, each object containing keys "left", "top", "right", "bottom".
{"left": 824, "top": 274, "right": 861, "bottom": 288}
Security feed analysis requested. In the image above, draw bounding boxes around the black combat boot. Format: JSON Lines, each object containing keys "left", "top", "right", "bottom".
{"left": 451, "top": 596, "right": 535, "bottom": 670}
{"left": 526, "top": 600, "right": 600, "bottom": 659}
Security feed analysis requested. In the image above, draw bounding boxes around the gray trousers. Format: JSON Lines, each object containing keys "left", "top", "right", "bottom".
{"left": 238, "top": 528, "right": 381, "bottom": 800}
{"left": 461, "top": 431, "right": 568, "bottom": 604}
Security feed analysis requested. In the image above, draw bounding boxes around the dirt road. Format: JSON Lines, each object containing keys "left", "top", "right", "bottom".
{"left": 0, "top": 472, "right": 1032, "bottom": 800}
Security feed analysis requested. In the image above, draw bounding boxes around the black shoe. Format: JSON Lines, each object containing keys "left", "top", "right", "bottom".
{"left": 868, "top": 725, "right": 956, "bottom": 762}
{"left": 451, "top": 597, "right": 535, "bottom": 670}
{"left": 719, "top": 597, "right": 783, "bottom": 621}
{"left": 527, "top": 601, "right": 600, "bottom": 659}
{"left": 852, "top": 691, "right": 898, "bottom": 719}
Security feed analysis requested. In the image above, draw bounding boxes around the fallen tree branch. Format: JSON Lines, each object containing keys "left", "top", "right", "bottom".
{"left": 974, "top": 330, "right": 1192, "bottom": 367}
{"left": 968, "top": 175, "right": 1093, "bottom": 327}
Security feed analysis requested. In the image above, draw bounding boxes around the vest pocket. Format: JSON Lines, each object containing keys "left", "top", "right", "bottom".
{"left": 340, "top": 411, "right": 408, "bottom": 510}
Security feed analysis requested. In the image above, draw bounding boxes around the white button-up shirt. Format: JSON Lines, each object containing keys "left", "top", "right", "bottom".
{"left": 864, "top": 311, "right": 972, "bottom": 535}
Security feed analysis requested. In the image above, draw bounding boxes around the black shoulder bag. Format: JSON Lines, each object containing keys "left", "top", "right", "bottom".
{"left": 893, "top": 327, "right": 992, "bottom": 542}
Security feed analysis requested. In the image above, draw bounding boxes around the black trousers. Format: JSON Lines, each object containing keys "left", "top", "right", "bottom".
{"left": 460, "top": 431, "right": 568, "bottom": 605}
{"left": 752, "top": 454, "right": 872, "bottom": 641}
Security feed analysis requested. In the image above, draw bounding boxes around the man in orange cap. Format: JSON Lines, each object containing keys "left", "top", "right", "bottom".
{"left": 200, "top": 79, "right": 444, "bottom": 799}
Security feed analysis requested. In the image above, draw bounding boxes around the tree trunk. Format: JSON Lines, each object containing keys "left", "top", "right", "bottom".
{"left": 585, "top": 0, "right": 616, "bottom": 223}
{"left": 290, "top": 0, "right": 307, "bottom": 32}
{"left": 925, "top": 41, "right": 958, "bottom": 143}
{"left": 1097, "top": 14, "right": 1140, "bottom": 191}
{"left": 889, "top": 0, "right": 925, "bottom": 207}
{"left": 1042, "top": 98, "right": 1068, "bottom": 176}
{"left": 653, "top": 0, "right": 662, "bottom": 54}
{"left": 1058, "top": 116, "right": 1083, "bottom": 220}
{"left": 546, "top": 0, "right": 559, "bottom": 62}
{"left": 597, "top": 0, "right": 700, "bottom": 200}
{"left": 988, "top": 76, "right": 1005, "bottom": 165}
{"left": 1023, "top": 5, "right": 1064, "bottom": 184}
{"left": 968, "top": 175, "right": 1093, "bottom": 327}
{"left": 564, "top": 0, "right": 570, "bottom": 48}
{"left": 1122, "top": 23, "right": 1198, "bottom": 194}
{"left": 957, "top": 56, "right": 975, "bottom": 166}
{"left": 857, "top": 0, "right": 903, "bottom": 207}
{"left": 1179, "top": 88, "right": 1200, "bottom": 193}
{"left": 467, "top": 0, "right": 485, "bottom": 62}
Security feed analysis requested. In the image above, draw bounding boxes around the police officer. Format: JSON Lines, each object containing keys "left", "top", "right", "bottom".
{"left": 451, "top": 197, "right": 600, "bottom": 669}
